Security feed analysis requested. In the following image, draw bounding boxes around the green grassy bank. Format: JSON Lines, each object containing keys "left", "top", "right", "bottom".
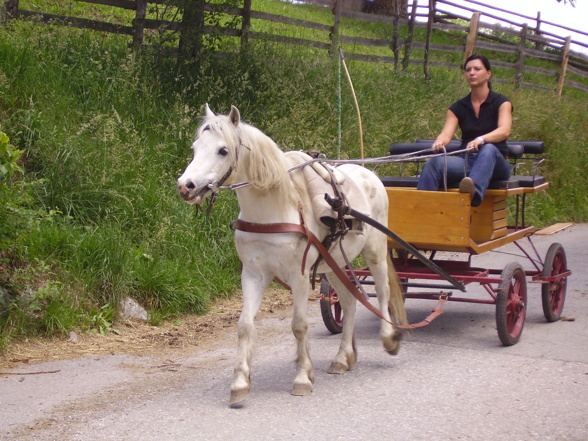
{"left": 0, "top": 5, "right": 587, "bottom": 348}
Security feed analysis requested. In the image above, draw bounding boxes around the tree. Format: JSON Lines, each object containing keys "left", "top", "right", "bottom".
{"left": 362, "top": 0, "right": 408, "bottom": 17}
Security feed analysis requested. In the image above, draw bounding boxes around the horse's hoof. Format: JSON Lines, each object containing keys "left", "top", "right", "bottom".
{"left": 327, "top": 361, "right": 348, "bottom": 374}
{"left": 383, "top": 332, "right": 403, "bottom": 355}
{"left": 229, "top": 388, "right": 250, "bottom": 407}
{"left": 291, "top": 382, "right": 313, "bottom": 396}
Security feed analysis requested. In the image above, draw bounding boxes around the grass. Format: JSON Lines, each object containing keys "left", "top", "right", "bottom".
{"left": 0, "top": 2, "right": 587, "bottom": 347}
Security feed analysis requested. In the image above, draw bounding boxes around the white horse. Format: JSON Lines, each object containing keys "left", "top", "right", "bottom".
{"left": 177, "top": 105, "right": 406, "bottom": 405}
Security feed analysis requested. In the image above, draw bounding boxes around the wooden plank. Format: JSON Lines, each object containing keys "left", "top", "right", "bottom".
{"left": 440, "top": 0, "right": 536, "bottom": 23}
{"left": 344, "top": 52, "right": 397, "bottom": 64}
{"left": 494, "top": 199, "right": 507, "bottom": 211}
{"left": 523, "top": 182, "right": 549, "bottom": 194}
{"left": 387, "top": 188, "right": 471, "bottom": 248}
{"left": 535, "top": 223, "right": 573, "bottom": 235}
{"left": 340, "top": 35, "right": 391, "bottom": 47}
{"left": 463, "top": 11, "right": 480, "bottom": 64}
{"left": 494, "top": 208, "right": 507, "bottom": 220}
{"left": 568, "top": 65, "right": 588, "bottom": 79}
{"left": 557, "top": 36, "right": 572, "bottom": 96}
{"left": 470, "top": 195, "right": 507, "bottom": 242}
{"left": 18, "top": 10, "right": 133, "bottom": 35}
{"left": 467, "top": 226, "right": 535, "bottom": 255}
{"left": 300, "top": 0, "right": 335, "bottom": 7}
{"left": 78, "top": 0, "right": 136, "bottom": 9}
{"left": 250, "top": 10, "right": 332, "bottom": 32}
{"left": 489, "top": 226, "right": 507, "bottom": 240}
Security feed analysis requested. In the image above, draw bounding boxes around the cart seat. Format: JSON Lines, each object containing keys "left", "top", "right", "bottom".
{"left": 390, "top": 140, "right": 544, "bottom": 158}
{"left": 383, "top": 140, "right": 546, "bottom": 190}
{"left": 380, "top": 176, "right": 419, "bottom": 187}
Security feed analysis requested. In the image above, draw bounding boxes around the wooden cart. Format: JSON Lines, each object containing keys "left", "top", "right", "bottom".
{"left": 320, "top": 140, "right": 571, "bottom": 345}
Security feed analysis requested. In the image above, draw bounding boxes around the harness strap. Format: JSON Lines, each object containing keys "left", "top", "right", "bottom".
{"left": 232, "top": 219, "right": 446, "bottom": 330}
{"left": 309, "top": 163, "right": 349, "bottom": 288}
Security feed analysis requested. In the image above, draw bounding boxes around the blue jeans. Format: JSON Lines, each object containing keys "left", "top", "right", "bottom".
{"left": 416, "top": 144, "right": 512, "bottom": 206}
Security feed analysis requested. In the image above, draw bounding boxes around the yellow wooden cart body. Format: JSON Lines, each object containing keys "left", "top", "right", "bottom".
{"left": 386, "top": 183, "right": 549, "bottom": 255}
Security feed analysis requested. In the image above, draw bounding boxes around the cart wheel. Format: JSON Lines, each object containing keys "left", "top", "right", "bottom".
{"left": 320, "top": 278, "right": 343, "bottom": 334}
{"left": 541, "top": 243, "right": 568, "bottom": 322}
{"left": 496, "top": 262, "right": 527, "bottom": 346}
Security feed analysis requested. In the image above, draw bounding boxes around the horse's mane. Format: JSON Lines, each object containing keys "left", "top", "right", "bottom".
{"left": 200, "top": 114, "right": 299, "bottom": 205}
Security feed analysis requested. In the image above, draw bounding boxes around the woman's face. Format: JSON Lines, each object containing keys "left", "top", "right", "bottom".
{"left": 464, "top": 59, "right": 491, "bottom": 87}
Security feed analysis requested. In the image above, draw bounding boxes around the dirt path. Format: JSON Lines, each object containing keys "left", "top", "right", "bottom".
{"left": 0, "top": 287, "right": 294, "bottom": 371}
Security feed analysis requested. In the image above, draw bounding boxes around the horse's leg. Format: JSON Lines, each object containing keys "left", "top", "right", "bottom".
{"left": 325, "top": 273, "right": 358, "bottom": 374}
{"left": 364, "top": 249, "right": 404, "bottom": 355}
{"left": 289, "top": 276, "right": 314, "bottom": 396}
{"left": 229, "top": 268, "right": 270, "bottom": 406}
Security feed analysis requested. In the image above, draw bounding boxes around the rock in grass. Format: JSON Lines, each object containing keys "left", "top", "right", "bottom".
{"left": 119, "top": 297, "right": 149, "bottom": 321}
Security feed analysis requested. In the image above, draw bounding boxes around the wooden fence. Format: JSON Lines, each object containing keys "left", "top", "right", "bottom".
{"left": 3, "top": 0, "right": 588, "bottom": 95}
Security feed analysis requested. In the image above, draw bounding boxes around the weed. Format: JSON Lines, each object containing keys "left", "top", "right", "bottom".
{"left": 89, "top": 304, "right": 118, "bottom": 336}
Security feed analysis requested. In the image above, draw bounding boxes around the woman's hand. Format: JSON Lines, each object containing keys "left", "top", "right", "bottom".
{"left": 432, "top": 140, "right": 445, "bottom": 153}
{"left": 467, "top": 136, "right": 485, "bottom": 152}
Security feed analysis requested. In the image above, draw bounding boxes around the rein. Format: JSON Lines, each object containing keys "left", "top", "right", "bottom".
{"left": 209, "top": 148, "right": 474, "bottom": 194}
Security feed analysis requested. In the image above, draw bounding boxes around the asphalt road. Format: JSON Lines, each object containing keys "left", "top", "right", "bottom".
{"left": 2, "top": 224, "right": 587, "bottom": 441}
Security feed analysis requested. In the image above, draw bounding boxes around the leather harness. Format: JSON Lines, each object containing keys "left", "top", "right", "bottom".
{"left": 233, "top": 215, "right": 448, "bottom": 330}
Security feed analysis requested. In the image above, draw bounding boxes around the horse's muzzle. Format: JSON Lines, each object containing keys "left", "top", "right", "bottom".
{"left": 177, "top": 180, "right": 209, "bottom": 205}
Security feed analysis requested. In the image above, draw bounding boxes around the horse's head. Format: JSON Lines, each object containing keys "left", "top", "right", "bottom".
{"left": 177, "top": 104, "right": 241, "bottom": 205}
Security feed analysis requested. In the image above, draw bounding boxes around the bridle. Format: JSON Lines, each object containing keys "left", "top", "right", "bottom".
{"left": 197, "top": 137, "right": 251, "bottom": 215}
{"left": 198, "top": 165, "right": 237, "bottom": 216}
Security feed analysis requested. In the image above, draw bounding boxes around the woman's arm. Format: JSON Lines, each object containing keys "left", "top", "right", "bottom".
{"left": 432, "top": 110, "right": 459, "bottom": 152}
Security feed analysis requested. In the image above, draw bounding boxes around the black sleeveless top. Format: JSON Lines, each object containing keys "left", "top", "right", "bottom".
{"left": 449, "top": 89, "right": 512, "bottom": 156}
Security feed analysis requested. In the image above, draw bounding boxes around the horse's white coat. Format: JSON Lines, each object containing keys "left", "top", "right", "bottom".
{"left": 177, "top": 105, "right": 407, "bottom": 405}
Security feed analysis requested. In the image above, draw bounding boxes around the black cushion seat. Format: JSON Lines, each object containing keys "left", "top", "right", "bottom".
{"left": 380, "top": 176, "right": 420, "bottom": 187}
{"left": 510, "top": 175, "right": 546, "bottom": 187}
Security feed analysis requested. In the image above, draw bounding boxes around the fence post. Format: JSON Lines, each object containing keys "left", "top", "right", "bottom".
{"left": 423, "top": 0, "right": 435, "bottom": 80}
{"left": 463, "top": 11, "right": 480, "bottom": 66}
{"left": 402, "top": 0, "right": 417, "bottom": 70}
{"left": 556, "top": 36, "right": 572, "bottom": 97}
{"left": 3, "top": 0, "right": 19, "bottom": 21}
{"left": 534, "top": 11, "right": 543, "bottom": 51}
{"left": 133, "top": 0, "right": 147, "bottom": 47}
{"left": 330, "top": 0, "right": 342, "bottom": 56}
{"left": 241, "top": 0, "right": 252, "bottom": 49}
{"left": 390, "top": 15, "right": 399, "bottom": 69}
{"left": 515, "top": 24, "right": 528, "bottom": 89}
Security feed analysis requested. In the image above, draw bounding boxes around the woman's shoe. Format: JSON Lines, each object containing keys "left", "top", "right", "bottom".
{"left": 459, "top": 177, "right": 475, "bottom": 196}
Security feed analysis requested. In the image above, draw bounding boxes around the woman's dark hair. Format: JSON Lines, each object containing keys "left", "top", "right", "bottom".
{"left": 463, "top": 54, "right": 491, "bottom": 71}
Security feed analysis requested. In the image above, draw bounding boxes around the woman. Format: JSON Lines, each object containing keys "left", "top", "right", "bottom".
{"left": 416, "top": 54, "right": 513, "bottom": 207}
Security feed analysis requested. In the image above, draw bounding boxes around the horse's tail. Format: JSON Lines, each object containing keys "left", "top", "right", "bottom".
{"left": 387, "top": 253, "right": 408, "bottom": 326}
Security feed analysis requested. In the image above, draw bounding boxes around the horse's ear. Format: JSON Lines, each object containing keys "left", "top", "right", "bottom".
{"left": 229, "top": 105, "right": 240, "bottom": 127}
{"left": 204, "top": 103, "right": 215, "bottom": 119}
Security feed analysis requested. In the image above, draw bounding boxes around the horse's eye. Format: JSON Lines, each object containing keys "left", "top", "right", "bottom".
{"left": 218, "top": 147, "right": 228, "bottom": 156}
